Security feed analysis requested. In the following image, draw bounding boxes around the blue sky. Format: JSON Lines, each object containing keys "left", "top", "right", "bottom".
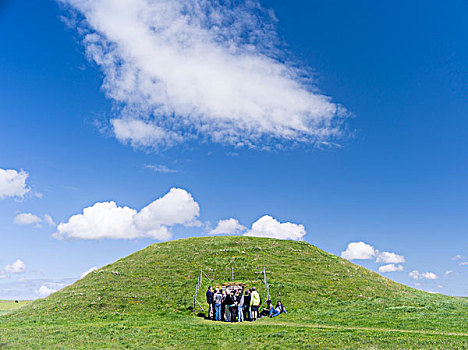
{"left": 0, "top": 0, "right": 466, "bottom": 299}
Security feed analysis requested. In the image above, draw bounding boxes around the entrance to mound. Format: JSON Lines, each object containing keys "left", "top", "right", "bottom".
{"left": 191, "top": 267, "right": 270, "bottom": 314}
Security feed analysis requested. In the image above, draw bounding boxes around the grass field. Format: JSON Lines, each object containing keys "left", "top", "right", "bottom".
{"left": 0, "top": 300, "right": 31, "bottom": 316}
{"left": 1, "top": 236, "right": 467, "bottom": 349}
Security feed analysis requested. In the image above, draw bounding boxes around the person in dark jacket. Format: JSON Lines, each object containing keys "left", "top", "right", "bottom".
{"left": 206, "top": 286, "right": 214, "bottom": 319}
{"left": 243, "top": 290, "right": 251, "bottom": 321}
{"left": 221, "top": 290, "right": 227, "bottom": 321}
{"left": 225, "top": 291, "right": 234, "bottom": 322}
{"left": 260, "top": 300, "right": 272, "bottom": 317}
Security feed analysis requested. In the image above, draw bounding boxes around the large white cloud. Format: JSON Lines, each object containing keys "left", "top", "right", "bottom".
{"left": 4, "top": 259, "right": 27, "bottom": 274}
{"left": 0, "top": 168, "right": 31, "bottom": 199}
{"left": 378, "top": 264, "right": 404, "bottom": 273}
{"left": 376, "top": 251, "right": 405, "bottom": 264}
{"left": 60, "top": 0, "right": 347, "bottom": 149}
{"left": 54, "top": 188, "right": 199, "bottom": 240}
{"left": 244, "top": 215, "right": 305, "bottom": 240}
{"left": 341, "top": 242, "right": 376, "bottom": 260}
{"left": 209, "top": 218, "right": 246, "bottom": 235}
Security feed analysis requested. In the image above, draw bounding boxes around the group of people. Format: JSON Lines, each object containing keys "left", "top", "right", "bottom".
{"left": 206, "top": 286, "right": 287, "bottom": 322}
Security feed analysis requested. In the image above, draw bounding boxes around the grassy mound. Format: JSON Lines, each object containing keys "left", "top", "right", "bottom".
{"left": 2, "top": 236, "right": 467, "bottom": 349}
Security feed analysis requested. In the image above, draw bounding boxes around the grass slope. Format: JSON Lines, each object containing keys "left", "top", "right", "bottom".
{"left": 1, "top": 236, "right": 467, "bottom": 349}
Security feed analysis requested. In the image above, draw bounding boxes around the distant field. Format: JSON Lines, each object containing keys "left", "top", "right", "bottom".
{"left": 0, "top": 300, "right": 31, "bottom": 315}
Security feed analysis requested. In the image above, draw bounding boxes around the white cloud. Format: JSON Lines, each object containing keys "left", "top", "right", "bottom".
{"left": 409, "top": 270, "right": 438, "bottom": 280}
{"left": 14, "top": 213, "right": 42, "bottom": 226}
{"left": 4, "top": 259, "right": 27, "bottom": 274}
{"left": 14, "top": 213, "right": 56, "bottom": 227}
{"left": 341, "top": 242, "right": 376, "bottom": 260}
{"left": 144, "top": 164, "right": 177, "bottom": 173}
{"left": 0, "top": 168, "right": 31, "bottom": 199}
{"left": 54, "top": 187, "right": 199, "bottom": 240}
{"left": 0, "top": 270, "right": 7, "bottom": 279}
{"left": 378, "top": 264, "right": 404, "bottom": 273}
{"left": 35, "top": 285, "right": 58, "bottom": 298}
{"left": 43, "top": 214, "right": 56, "bottom": 226}
{"left": 244, "top": 215, "right": 305, "bottom": 240}
{"left": 422, "top": 272, "right": 438, "bottom": 280}
{"left": 61, "top": 0, "right": 347, "bottom": 150}
{"left": 460, "top": 262, "right": 468, "bottom": 266}
{"left": 209, "top": 218, "right": 246, "bottom": 235}
{"left": 452, "top": 254, "right": 464, "bottom": 260}
{"left": 376, "top": 251, "right": 405, "bottom": 264}
{"left": 80, "top": 266, "right": 99, "bottom": 278}
{"left": 444, "top": 270, "right": 454, "bottom": 276}
{"left": 112, "top": 119, "right": 183, "bottom": 149}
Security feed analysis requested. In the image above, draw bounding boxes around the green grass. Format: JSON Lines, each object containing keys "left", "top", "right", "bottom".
{"left": 1, "top": 236, "right": 467, "bottom": 349}
{"left": 0, "top": 300, "right": 31, "bottom": 316}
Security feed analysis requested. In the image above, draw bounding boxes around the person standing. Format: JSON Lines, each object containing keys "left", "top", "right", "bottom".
{"left": 250, "top": 287, "right": 261, "bottom": 321}
{"left": 243, "top": 290, "right": 251, "bottom": 321}
{"left": 225, "top": 290, "right": 233, "bottom": 322}
{"left": 213, "top": 288, "right": 223, "bottom": 321}
{"left": 206, "top": 286, "right": 214, "bottom": 319}
{"left": 237, "top": 290, "right": 244, "bottom": 322}
{"left": 221, "top": 290, "right": 227, "bottom": 321}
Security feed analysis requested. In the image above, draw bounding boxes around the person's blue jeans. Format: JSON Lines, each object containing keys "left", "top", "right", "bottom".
{"left": 270, "top": 308, "right": 281, "bottom": 317}
{"left": 214, "top": 303, "right": 221, "bottom": 321}
{"left": 237, "top": 306, "right": 244, "bottom": 322}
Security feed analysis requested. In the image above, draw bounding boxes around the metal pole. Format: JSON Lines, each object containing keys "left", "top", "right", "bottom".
{"left": 193, "top": 295, "right": 196, "bottom": 313}
{"left": 263, "top": 267, "right": 270, "bottom": 301}
{"left": 195, "top": 299, "right": 205, "bottom": 311}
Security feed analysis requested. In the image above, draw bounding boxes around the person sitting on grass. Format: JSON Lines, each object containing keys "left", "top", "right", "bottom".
{"left": 269, "top": 300, "right": 287, "bottom": 318}
{"left": 259, "top": 300, "right": 272, "bottom": 318}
